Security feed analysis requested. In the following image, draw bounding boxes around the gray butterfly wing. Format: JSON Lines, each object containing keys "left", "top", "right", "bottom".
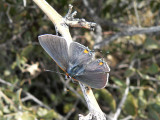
{"left": 69, "top": 42, "right": 93, "bottom": 67}
{"left": 74, "top": 72, "right": 109, "bottom": 89}
{"left": 73, "top": 59, "right": 110, "bottom": 89}
{"left": 84, "top": 59, "right": 110, "bottom": 73}
{"left": 38, "top": 34, "right": 69, "bottom": 71}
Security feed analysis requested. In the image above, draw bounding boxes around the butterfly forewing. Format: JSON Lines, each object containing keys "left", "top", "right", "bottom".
{"left": 38, "top": 34, "right": 69, "bottom": 71}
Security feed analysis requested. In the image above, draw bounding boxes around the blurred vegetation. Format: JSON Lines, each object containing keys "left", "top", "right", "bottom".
{"left": 0, "top": 0, "right": 160, "bottom": 120}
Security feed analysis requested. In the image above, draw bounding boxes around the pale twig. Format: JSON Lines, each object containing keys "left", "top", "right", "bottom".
{"left": 23, "top": 0, "right": 27, "bottom": 7}
{"left": 79, "top": 83, "right": 106, "bottom": 120}
{"left": 120, "top": 115, "right": 133, "bottom": 120}
{"left": 133, "top": 0, "right": 141, "bottom": 27}
{"left": 137, "top": 71, "right": 160, "bottom": 83}
{"left": 0, "top": 78, "right": 13, "bottom": 87}
{"left": 95, "top": 25, "right": 160, "bottom": 48}
{"left": 92, "top": 24, "right": 103, "bottom": 49}
{"left": 25, "top": 92, "right": 51, "bottom": 109}
{"left": 107, "top": 84, "right": 120, "bottom": 89}
{"left": 6, "top": 6, "right": 13, "bottom": 23}
{"left": 112, "top": 60, "right": 135, "bottom": 120}
{"left": 64, "top": 4, "right": 96, "bottom": 30}
{"left": 112, "top": 77, "right": 130, "bottom": 120}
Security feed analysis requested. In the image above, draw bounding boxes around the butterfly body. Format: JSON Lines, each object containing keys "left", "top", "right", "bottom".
{"left": 38, "top": 34, "right": 110, "bottom": 89}
{"left": 67, "top": 64, "right": 84, "bottom": 77}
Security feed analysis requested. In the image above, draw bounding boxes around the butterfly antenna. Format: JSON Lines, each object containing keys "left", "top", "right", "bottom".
{"left": 43, "top": 69, "right": 65, "bottom": 75}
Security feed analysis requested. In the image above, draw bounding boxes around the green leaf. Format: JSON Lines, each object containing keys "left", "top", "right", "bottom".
{"left": 44, "top": 110, "right": 60, "bottom": 119}
{"left": 13, "top": 89, "right": 22, "bottom": 107}
{"left": 21, "top": 45, "right": 34, "bottom": 57}
{"left": 138, "top": 90, "right": 147, "bottom": 110}
{"left": 150, "top": 103, "right": 160, "bottom": 113}
{"left": 16, "top": 112, "right": 36, "bottom": 120}
{"left": 15, "top": 54, "right": 27, "bottom": 71}
{"left": 148, "top": 108, "right": 160, "bottom": 120}
{"left": 0, "top": 110, "right": 3, "bottom": 116}
{"left": 37, "top": 108, "right": 61, "bottom": 119}
{"left": 144, "top": 38, "right": 160, "bottom": 50}
{"left": 98, "top": 89, "right": 116, "bottom": 112}
{"left": 156, "top": 75, "right": 160, "bottom": 80}
{"left": 137, "top": 70, "right": 150, "bottom": 80}
{"left": 37, "top": 107, "right": 48, "bottom": 117}
{"left": 145, "top": 63, "right": 159, "bottom": 75}
{"left": 3, "top": 70, "right": 11, "bottom": 76}
{"left": 63, "top": 103, "right": 73, "bottom": 113}
{"left": 124, "top": 68, "right": 136, "bottom": 77}
{"left": 111, "top": 77, "right": 126, "bottom": 87}
{"left": 123, "top": 93, "right": 138, "bottom": 116}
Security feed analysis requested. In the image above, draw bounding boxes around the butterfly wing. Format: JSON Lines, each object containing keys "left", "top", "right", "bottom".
{"left": 84, "top": 59, "right": 110, "bottom": 73}
{"left": 73, "top": 59, "right": 110, "bottom": 89}
{"left": 69, "top": 42, "right": 93, "bottom": 67}
{"left": 74, "top": 73, "right": 109, "bottom": 89}
{"left": 38, "top": 34, "right": 69, "bottom": 71}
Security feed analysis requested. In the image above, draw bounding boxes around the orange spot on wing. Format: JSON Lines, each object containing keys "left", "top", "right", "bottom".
{"left": 84, "top": 49, "right": 89, "bottom": 54}
{"left": 99, "top": 62, "right": 103, "bottom": 65}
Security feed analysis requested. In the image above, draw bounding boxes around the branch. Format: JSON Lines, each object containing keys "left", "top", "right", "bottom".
{"left": 33, "top": 0, "right": 106, "bottom": 119}
{"left": 79, "top": 83, "right": 106, "bottom": 120}
{"left": 95, "top": 25, "right": 160, "bottom": 48}
{"left": 64, "top": 4, "right": 96, "bottom": 30}
{"left": 112, "top": 77, "right": 130, "bottom": 120}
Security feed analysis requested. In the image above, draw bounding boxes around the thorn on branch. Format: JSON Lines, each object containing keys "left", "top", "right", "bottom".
{"left": 64, "top": 4, "right": 97, "bottom": 30}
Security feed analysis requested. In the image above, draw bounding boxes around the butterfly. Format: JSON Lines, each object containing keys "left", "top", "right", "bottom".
{"left": 38, "top": 34, "right": 110, "bottom": 88}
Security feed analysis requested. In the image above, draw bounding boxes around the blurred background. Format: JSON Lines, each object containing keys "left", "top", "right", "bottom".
{"left": 0, "top": 0, "right": 160, "bottom": 120}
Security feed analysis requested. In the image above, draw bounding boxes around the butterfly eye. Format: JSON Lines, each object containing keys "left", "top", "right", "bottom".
{"left": 83, "top": 49, "right": 89, "bottom": 54}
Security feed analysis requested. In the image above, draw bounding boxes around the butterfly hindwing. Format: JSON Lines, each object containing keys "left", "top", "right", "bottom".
{"left": 84, "top": 59, "right": 110, "bottom": 73}
{"left": 73, "top": 59, "right": 110, "bottom": 88}
{"left": 74, "top": 72, "right": 109, "bottom": 89}
{"left": 38, "top": 34, "right": 69, "bottom": 71}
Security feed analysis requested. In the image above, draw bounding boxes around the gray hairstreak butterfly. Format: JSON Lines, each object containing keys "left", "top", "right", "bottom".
{"left": 38, "top": 34, "right": 110, "bottom": 88}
